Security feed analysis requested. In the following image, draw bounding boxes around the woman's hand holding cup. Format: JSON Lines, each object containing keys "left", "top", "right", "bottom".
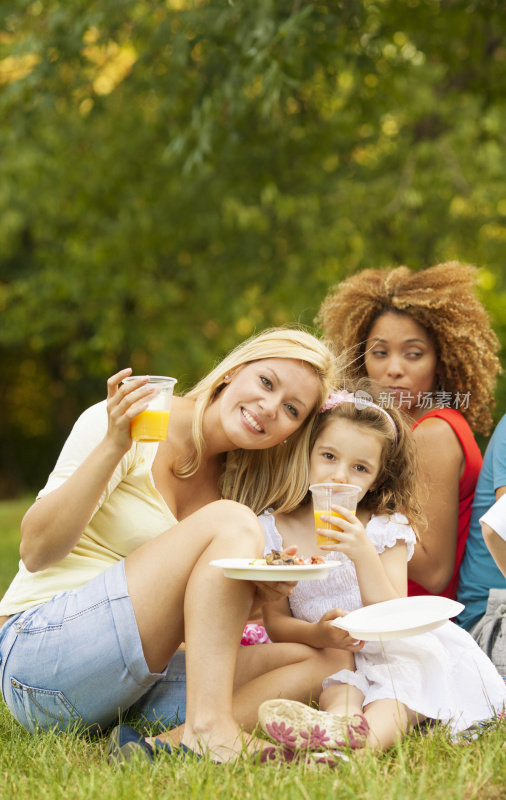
{"left": 106, "top": 369, "right": 153, "bottom": 453}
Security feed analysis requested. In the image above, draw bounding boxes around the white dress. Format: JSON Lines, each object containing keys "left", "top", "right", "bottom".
{"left": 259, "top": 510, "right": 506, "bottom": 735}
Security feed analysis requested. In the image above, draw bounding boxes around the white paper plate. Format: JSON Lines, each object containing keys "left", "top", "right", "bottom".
{"left": 331, "top": 595, "right": 464, "bottom": 641}
{"left": 210, "top": 558, "right": 343, "bottom": 581}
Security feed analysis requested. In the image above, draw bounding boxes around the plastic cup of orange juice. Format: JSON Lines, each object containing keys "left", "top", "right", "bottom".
{"left": 124, "top": 376, "right": 177, "bottom": 442}
{"left": 309, "top": 483, "right": 361, "bottom": 546}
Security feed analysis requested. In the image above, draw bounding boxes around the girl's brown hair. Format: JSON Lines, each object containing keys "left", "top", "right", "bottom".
{"left": 310, "top": 380, "right": 424, "bottom": 533}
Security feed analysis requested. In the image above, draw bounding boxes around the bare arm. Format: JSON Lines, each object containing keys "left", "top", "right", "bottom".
{"left": 319, "top": 505, "right": 408, "bottom": 604}
{"left": 354, "top": 542, "right": 407, "bottom": 604}
{"left": 20, "top": 370, "right": 154, "bottom": 572}
{"left": 263, "top": 596, "right": 364, "bottom": 651}
{"left": 407, "top": 417, "right": 463, "bottom": 593}
{"left": 482, "top": 525, "right": 506, "bottom": 577}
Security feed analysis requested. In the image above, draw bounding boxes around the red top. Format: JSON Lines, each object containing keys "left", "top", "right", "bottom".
{"left": 408, "top": 408, "right": 482, "bottom": 600}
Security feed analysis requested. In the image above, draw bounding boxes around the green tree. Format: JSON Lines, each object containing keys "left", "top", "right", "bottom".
{"left": 1, "top": 0, "right": 505, "bottom": 493}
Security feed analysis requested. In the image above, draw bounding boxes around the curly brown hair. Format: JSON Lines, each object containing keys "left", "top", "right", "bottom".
{"left": 316, "top": 262, "right": 501, "bottom": 435}
{"left": 309, "top": 379, "right": 424, "bottom": 533}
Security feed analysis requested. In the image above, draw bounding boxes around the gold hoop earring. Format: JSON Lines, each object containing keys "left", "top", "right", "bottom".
{"left": 435, "top": 374, "right": 446, "bottom": 393}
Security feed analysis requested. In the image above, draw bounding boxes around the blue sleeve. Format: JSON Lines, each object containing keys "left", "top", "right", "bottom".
{"left": 491, "top": 415, "right": 506, "bottom": 492}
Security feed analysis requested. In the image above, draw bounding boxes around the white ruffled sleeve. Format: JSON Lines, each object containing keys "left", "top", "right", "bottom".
{"left": 258, "top": 510, "right": 283, "bottom": 555}
{"left": 366, "top": 513, "right": 416, "bottom": 561}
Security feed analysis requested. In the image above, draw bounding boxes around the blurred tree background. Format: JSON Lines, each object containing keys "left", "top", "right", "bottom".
{"left": 1, "top": 0, "right": 505, "bottom": 496}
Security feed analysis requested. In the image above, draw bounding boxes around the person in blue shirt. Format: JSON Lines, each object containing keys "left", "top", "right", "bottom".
{"left": 457, "top": 413, "right": 506, "bottom": 675}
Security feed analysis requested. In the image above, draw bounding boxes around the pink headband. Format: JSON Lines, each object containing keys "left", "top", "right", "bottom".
{"left": 320, "top": 390, "right": 398, "bottom": 443}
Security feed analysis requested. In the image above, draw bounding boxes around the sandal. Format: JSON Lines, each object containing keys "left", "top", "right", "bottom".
{"left": 257, "top": 743, "right": 349, "bottom": 769}
{"left": 258, "top": 699, "right": 369, "bottom": 751}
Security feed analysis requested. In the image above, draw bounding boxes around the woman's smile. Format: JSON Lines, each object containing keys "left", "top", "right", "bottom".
{"left": 241, "top": 407, "right": 265, "bottom": 433}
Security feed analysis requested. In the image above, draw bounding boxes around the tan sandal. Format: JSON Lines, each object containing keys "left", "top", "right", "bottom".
{"left": 258, "top": 699, "right": 369, "bottom": 751}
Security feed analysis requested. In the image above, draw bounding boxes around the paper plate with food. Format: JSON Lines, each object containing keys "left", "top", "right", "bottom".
{"left": 210, "top": 550, "right": 343, "bottom": 581}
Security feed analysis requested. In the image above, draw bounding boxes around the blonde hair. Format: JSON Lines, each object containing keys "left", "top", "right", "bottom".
{"left": 316, "top": 262, "right": 501, "bottom": 435}
{"left": 310, "top": 379, "right": 424, "bottom": 532}
{"left": 181, "top": 327, "right": 341, "bottom": 514}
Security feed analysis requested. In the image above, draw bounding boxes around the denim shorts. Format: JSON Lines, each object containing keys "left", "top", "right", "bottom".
{"left": 0, "top": 561, "right": 187, "bottom": 733}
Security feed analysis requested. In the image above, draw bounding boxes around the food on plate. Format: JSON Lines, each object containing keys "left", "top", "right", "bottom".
{"left": 250, "top": 550, "right": 325, "bottom": 567}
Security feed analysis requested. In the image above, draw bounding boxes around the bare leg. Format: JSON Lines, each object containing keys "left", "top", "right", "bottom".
{"left": 320, "top": 685, "right": 425, "bottom": 751}
{"left": 124, "top": 499, "right": 266, "bottom": 761}
{"left": 153, "top": 645, "right": 354, "bottom": 747}
{"left": 362, "top": 700, "right": 425, "bottom": 750}
{"left": 233, "top": 642, "right": 318, "bottom": 691}
{"left": 233, "top": 646, "right": 355, "bottom": 731}
{"left": 319, "top": 683, "right": 365, "bottom": 717}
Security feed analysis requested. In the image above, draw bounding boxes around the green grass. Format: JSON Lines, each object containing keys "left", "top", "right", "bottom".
{"left": 0, "top": 495, "right": 33, "bottom": 593}
{"left": 0, "top": 708, "right": 504, "bottom": 800}
{"left": 0, "top": 497, "right": 505, "bottom": 800}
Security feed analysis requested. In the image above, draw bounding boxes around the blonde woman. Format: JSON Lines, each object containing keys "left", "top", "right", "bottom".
{"left": 317, "top": 262, "right": 501, "bottom": 600}
{"left": 0, "top": 328, "right": 345, "bottom": 763}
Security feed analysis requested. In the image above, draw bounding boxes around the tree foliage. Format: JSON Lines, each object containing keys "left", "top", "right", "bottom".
{"left": 1, "top": 0, "right": 506, "bottom": 494}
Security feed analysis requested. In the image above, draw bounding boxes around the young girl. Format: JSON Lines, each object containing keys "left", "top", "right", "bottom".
{"left": 257, "top": 387, "right": 506, "bottom": 753}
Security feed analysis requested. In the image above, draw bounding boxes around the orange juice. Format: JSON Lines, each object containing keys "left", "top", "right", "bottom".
{"left": 131, "top": 409, "right": 170, "bottom": 442}
{"left": 314, "top": 509, "right": 356, "bottom": 546}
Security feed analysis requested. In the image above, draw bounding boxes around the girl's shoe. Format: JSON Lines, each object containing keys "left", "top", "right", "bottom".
{"left": 257, "top": 745, "right": 300, "bottom": 765}
{"left": 258, "top": 744, "right": 349, "bottom": 768}
{"left": 302, "top": 749, "right": 350, "bottom": 768}
{"left": 258, "top": 699, "right": 369, "bottom": 751}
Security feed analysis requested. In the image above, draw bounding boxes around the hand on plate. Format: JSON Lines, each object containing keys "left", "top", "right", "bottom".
{"left": 251, "top": 578, "right": 297, "bottom": 606}
{"left": 250, "top": 545, "right": 299, "bottom": 614}
{"left": 314, "top": 608, "right": 365, "bottom": 651}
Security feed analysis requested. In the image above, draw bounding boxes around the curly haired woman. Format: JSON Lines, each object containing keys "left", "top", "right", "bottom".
{"left": 317, "top": 262, "right": 501, "bottom": 601}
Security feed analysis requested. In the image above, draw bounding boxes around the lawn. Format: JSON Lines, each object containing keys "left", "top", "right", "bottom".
{"left": 0, "top": 497, "right": 504, "bottom": 800}
{"left": 0, "top": 495, "right": 32, "bottom": 593}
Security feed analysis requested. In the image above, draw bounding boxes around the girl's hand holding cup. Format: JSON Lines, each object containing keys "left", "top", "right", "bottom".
{"left": 309, "top": 483, "right": 361, "bottom": 547}
{"left": 319, "top": 503, "right": 375, "bottom": 562}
